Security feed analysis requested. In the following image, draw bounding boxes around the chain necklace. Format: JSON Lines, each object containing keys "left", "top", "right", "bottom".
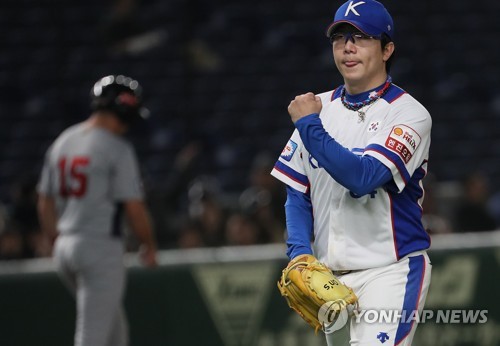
{"left": 340, "top": 77, "right": 392, "bottom": 123}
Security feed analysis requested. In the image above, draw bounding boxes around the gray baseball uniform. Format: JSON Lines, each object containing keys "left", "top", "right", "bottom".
{"left": 38, "top": 122, "right": 143, "bottom": 346}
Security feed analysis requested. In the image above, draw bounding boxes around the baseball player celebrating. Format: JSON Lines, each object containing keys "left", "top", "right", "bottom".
{"left": 272, "top": 1, "right": 432, "bottom": 345}
{"left": 37, "top": 75, "right": 157, "bottom": 346}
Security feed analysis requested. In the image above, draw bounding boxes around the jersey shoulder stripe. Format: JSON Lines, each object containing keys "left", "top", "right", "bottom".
{"left": 382, "top": 84, "right": 406, "bottom": 104}
{"left": 330, "top": 86, "right": 343, "bottom": 101}
{"left": 272, "top": 161, "right": 309, "bottom": 192}
{"left": 364, "top": 143, "right": 411, "bottom": 184}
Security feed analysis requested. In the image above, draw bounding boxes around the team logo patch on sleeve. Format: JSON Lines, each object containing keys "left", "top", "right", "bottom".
{"left": 385, "top": 125, "right": 421, "bottom": 164}
{"left": 280, "top": 139, "right": 298, "bottom": 162}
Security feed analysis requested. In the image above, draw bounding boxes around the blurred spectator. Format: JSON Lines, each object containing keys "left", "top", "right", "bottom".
{"left": 100, "top": 0, "right": 142, "bottom": 50}
{"left": 176, "top": 219, "right": 205, "bottom": 249}
{"left": 452, "top": 172, "right": 497, "bottom": 232}
{"left": 0, "top": 231, "right": 24, "bottom": 260}
{"left": 148, "top": 140, "right": 206, "bottom": 248}
{"left": 0, "top": 203, "right": 25, "bottom": 260}
{"left": 187, "top": 176, "right": 227, "bottom": 247}
{"left": 224, "top": 212, "right": 261, "bottom": 246}
{"left": 421, "top": 173, "right": 453, "bottom": 234}
{"left": 9, "top": 178, "right": 39, "bottom": 234}
{"left": 3, "top": 177, "right": 51, "bottom": 258}
{"left": 185, "top": 39, "right": 221, "bottom": 73}
{"left": 179, "top": 0, "right": 221, "bottom": 72}
{"left": 0, "top": 204, "right": 7, "bottom": 231}
{"left": 239, "top": 152, "right": 286, "bottom": 243}
{"left": 487, "top": 191, "right": 500, "bottom": 229}
{"left": 99, "top": 0, "right": 166, "bottom": 55}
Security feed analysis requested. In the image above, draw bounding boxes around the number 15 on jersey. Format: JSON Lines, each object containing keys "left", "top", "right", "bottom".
{"left": 58, "top": 156, "right": 90, "bottom": 198}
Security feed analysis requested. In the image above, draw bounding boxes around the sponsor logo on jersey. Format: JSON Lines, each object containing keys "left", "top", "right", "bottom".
{"left": 385, "top": 125, "right": 421, "bottom": 164}
{"left": 376, "top": 331, "right": 390, "bottom": 343}
{"left": 280, "top": 139, "right": 298, "bottom": 162}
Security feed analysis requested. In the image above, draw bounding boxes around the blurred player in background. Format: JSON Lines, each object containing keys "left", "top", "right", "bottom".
{"left": 37, "top": 75, "right": 157, "bottom": 346}
{"left": 271, "top": 0, "right": 432, "bottom": 345}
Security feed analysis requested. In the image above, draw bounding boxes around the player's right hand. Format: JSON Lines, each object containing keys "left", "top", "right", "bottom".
{"left": 139, "top": 244, "right": 158, "bottom": 268}
{"left": 288, "top": 92, "right": 322, "bottom": 124}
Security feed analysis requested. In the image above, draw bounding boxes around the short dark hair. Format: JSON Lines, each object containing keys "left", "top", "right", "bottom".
{"left": 381, "top": 34, "right": 394, "bottom": 73}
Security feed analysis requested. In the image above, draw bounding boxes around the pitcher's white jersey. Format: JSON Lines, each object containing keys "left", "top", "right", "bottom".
{"left": 271, "top": 84, "right": 431, "bottom": 270}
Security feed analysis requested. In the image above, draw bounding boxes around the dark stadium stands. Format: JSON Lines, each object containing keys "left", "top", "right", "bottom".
{"left": 1, "top": 0, "right": 500, "bottom": 203}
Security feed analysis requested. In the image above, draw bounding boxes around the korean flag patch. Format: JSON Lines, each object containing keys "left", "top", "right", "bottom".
{"left": 280, "top": 139, "right": 298, "bottom": 162}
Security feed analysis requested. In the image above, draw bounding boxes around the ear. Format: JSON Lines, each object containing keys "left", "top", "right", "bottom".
{"left": 382, "top": 42, "right": 395, "bottom": 62}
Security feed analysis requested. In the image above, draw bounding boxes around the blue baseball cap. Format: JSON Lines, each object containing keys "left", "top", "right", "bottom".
{"left": 325, "top": 0, "right": 394, "bottom": 41}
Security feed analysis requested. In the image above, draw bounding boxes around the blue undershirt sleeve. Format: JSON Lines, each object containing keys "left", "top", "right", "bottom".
{"left": 284, "top": 185, "right": 314, "bottom": 259}
{"left": 295, "top": 113, "right": 393, "bottom": 196}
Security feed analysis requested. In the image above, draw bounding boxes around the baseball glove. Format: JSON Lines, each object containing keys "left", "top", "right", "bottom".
{"left": 277, "top": 254, "right": 358, "bottom": 333}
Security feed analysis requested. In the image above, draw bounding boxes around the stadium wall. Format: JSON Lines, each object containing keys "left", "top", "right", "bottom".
{"left": 0, "top": 232, "right": 499, "bottom": 346}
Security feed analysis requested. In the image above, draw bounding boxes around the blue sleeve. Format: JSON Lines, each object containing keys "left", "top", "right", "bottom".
{"left": 295, "top": 113, "right": 393, "bottom": 196}
{"left": 285, "top": 185, "right": 314, "bottom": 260}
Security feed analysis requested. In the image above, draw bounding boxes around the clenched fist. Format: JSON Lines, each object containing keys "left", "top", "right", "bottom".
{"left": 288, "top": 92, "right": 322, "bottom": 123}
